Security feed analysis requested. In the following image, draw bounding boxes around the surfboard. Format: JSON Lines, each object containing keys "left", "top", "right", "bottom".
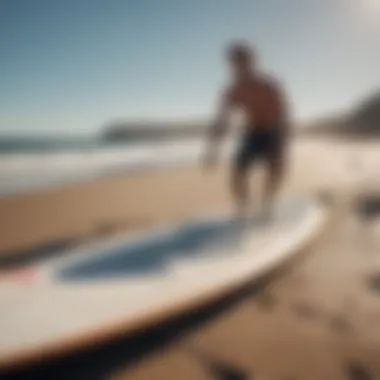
{"left": 0, "top": 197, "right": 328, "bottom": 370}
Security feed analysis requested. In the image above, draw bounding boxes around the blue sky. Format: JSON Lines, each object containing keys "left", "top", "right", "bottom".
{"left": 0, "top": 0, "right": 379, "bottom": 135}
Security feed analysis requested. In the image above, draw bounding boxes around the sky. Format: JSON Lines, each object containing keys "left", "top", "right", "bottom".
{"left": 0, "top": 0, "right": 379, "bottom": 135}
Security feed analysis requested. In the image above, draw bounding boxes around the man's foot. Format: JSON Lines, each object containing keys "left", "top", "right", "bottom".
{"left": 232, "top": 207, "right": 251, "bottom": 236}
{"left": 259, "top": 203, "right": 274, "bottom": 225}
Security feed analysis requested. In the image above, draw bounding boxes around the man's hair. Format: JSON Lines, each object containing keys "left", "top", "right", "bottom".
{"left": 226, "top": 41, "right": 254, "bottom": 62}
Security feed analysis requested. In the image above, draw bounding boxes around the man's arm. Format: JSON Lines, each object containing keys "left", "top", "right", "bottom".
{"left": 271, "top": 80, "right": 292, "bottom": 140}
{"left": 203, "top": 89, "right": 234, "bottom": 168}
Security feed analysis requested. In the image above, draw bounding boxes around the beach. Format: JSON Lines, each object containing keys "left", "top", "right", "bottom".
{"left": 1, "top": 137, "right": 379, "bottom": 254}
{"left": 112, "top": 213, "right": 380, "bottom": 380}
{"left": 1, "top": 136, "right": 380, "bottom": 379}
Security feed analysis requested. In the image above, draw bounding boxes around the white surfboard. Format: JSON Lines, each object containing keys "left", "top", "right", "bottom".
{"left": 0, "top": 197, "right": 328, "bottom": 370}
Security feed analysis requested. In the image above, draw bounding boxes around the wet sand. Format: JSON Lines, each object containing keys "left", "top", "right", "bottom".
{"left": 1, "top": 137, "right": 380, "bottom": 379}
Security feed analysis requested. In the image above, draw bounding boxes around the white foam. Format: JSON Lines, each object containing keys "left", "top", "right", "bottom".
{"left": 0, "top": 140, "right": 235, "bottom": 197}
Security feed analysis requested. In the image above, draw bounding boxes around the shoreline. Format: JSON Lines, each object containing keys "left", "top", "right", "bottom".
{"left": 1, "top": 135, "right": 378, "bottom": 199}
{"left": 1, "top": 137, "right": 379, "bottom": 256}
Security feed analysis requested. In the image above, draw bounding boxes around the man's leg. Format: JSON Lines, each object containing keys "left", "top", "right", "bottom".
{"left": 231, "top": 138, "right": 252, "bottom": 217}
{"left": 231, "top": 165, "right": 250, "bottom": 217}
{"left": 264, "top": 149, "right": 286, "bottom": 214}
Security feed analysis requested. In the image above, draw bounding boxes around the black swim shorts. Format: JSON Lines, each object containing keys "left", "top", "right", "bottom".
{"left": 234, "top": 127, "right": 283, "bottom": 172}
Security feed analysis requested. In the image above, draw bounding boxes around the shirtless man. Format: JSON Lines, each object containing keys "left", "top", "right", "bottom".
{"left": 203, "top": 41, "right": 291, "bottom": 218}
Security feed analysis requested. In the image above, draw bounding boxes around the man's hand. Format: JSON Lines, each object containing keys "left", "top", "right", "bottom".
{"left": 201, "top": 148, "right": 218, "bottom": 171}
{"left": 202, "top": 87, "right": 233, "bottom": 172}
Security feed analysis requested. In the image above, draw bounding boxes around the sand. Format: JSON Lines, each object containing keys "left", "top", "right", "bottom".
{"left": 2, "top": 137, "right": 376, "bottom": 254}
{"left": 110, "top": 214, "right": 380, "bottom": 380}
{"left": 1, "top": 137, "right": 380, "bottom": 379}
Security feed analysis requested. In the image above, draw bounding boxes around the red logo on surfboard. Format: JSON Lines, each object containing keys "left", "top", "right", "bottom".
{"left": 6, "top": 268, "right": 37, "bottom": 285}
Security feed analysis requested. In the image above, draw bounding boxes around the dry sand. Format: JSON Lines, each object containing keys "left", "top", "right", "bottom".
{"left": 1, "top": 137, "right": 380, "bottom": 379}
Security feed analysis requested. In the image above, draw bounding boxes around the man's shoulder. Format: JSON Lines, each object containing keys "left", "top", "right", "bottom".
{"left": 258, "top": 72, "right": 282, "bottom": 91}
{"left": 221, "top": 82, "right": 239, "bottom": 103}
{"left": 224, "top": 80, "right": 238, "bottom": 93}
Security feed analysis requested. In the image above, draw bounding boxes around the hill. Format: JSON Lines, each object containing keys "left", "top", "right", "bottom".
{"left": 304, "top": 89, "right": 380, "bottom": 137}
{"left": 100, "top": 89, "right": 380, "bottom": 141}
{"left": 100, "top": 120, "right": 208, "bottom": 142}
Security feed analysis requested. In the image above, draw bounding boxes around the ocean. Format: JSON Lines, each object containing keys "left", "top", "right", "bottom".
{"left": 0, "top": 135, "right": 234, "bottom": 198}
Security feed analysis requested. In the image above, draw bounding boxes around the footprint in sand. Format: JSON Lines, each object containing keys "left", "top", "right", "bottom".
{"left": 366, "top": 273, "right": 380, "bottom": 295}
{"left": 187, "top": 346, "right": 251, "bottom": 380}
{"left": 291, "top": 302, "right": 320, "bottom": 321}
{"left": 291, "top": 301, "right": 354, "bottom": 334}
{"left": 329, "top": 313, "right": 353, "bottom": 334}
{"left": 346, "top": 362, "right": 373, "bottom": 380}
{"left": 255, "top": 292, "right": 277, "bottom": 310}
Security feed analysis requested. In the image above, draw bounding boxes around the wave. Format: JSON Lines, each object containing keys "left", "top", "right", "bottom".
{"left": 0, "top": 139, "right": 234, "bottom": 197}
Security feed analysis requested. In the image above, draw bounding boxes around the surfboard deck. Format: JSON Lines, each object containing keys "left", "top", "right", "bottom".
{"left": 0, "top": 197, "right": 328, "bottom": 370}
